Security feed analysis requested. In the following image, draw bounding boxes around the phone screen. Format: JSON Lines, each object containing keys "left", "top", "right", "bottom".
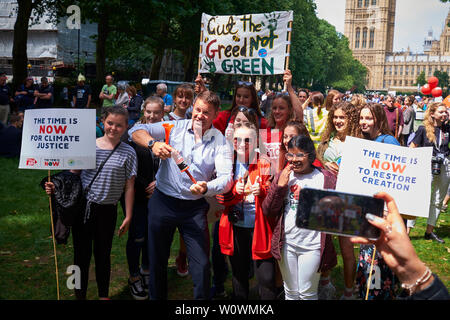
{"left": 296, "top": 188, "right": 384, "bottom": 240}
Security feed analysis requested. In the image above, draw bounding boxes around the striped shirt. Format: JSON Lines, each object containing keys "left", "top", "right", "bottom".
{"left": 81, "top": 142, "right": 137, "bottom": 205}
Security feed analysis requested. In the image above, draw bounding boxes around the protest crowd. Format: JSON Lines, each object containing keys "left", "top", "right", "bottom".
{"left": 1, "top": 68, "right": 449, "bottom": 301}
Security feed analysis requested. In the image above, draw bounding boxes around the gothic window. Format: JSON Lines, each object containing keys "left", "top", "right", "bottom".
{"left": 371, "top": 0, "right": 377, "bottom": 5}
{"left": 399, "top": 66, "right": 403, "bottom": 75}
{"left": 411, "top": 66, "right": 414, "bottom": 75}
{"left": 355, "top": 28, "right": 361, "bottom": 48}
{"left": 357, "top": 0, "right": 363, "bottom": 8}
{"left": 362, "top": 28, "right": 367, "bottom": 48}
{"left": 364, "top": 0, "right": 369, "bottom": 7}
{"left": 369, "top": 29, "right": 375, "bottom": 48}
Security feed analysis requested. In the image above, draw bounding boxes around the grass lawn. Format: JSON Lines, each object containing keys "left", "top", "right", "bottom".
{"left": 0, "top": 156, "right": 448, "bottom": 300}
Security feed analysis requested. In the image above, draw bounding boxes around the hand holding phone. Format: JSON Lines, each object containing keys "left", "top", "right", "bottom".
{"left": 296, "top": 188, "right": 384, "bottom": 240}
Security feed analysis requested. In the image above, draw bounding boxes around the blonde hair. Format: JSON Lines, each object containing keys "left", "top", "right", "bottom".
{"left": 350, "top": 94, "right": 366, "bottom": 109}
{"left": 423, "top": 102, "right": 447, "bottom": 144}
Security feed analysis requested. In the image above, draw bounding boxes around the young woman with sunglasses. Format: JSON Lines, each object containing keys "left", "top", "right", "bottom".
{"left": 262, "top": 135, "right": 337, "bottom": 300}
{"left": 218, "top": 125, "right": 277, "bottom": 299}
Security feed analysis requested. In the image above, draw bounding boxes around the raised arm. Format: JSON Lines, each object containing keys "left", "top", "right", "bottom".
{"left": 284, "top": 69, "right": 303, "bottom": 122}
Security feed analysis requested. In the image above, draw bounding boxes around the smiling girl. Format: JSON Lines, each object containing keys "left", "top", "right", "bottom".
{"left": 262, "top": 135, "right": 337, "bottom": 300}
{"left": 45, "top": 106, "right": 137, "bottom": 300}
{"left": 316, "top": 101, "right": 359, "bottom": 299}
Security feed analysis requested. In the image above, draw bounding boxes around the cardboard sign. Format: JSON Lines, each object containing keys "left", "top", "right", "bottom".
{"left": 199, "top": 11, "right": 293, "bottom": 75}
{"left": 336, "top": 136, "right": 433, "bottom": 218}
{"left": 19, "top": 108, "right": 96, "bottom": 170}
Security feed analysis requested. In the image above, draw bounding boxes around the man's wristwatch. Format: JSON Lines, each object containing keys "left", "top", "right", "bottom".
{"left": 148, "top": 139, "right": 156, "bottom": 151}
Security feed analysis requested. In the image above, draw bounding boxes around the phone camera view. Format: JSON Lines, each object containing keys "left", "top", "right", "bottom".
{"left": 296, "top": 188, "right": 385, "bottom": 240}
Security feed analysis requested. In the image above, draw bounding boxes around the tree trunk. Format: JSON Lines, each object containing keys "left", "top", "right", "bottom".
{"left": 182, "top": 45, "right": 195, "bottom": 82}
{"left": 12, "top": 0, "right": 34, "bottom": 89}
{"left": 150, "top": 48, "right": 164, "bottom": 80}
{"left": 150, "top": 22, "right": 169, "bottom": 80}
{"left": 96, "top": 10, "right": 109, "bottom": 82}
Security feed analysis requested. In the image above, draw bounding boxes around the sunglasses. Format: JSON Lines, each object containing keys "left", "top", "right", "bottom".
{"left": 237, "top": 106, "right": 257, "bottom": 114}
{"left": 236, "top": 81, "right": 253, "bottom": 87}
{"left": 286, "top": 152, "right": 308, "bottom": 160}
{"left": 234, "top": 137, "right": 253, "bottom": 144}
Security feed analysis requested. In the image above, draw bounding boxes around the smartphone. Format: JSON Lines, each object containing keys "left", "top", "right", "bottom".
{"left": 296, "top": 188, "right": 384, "bottom": 240}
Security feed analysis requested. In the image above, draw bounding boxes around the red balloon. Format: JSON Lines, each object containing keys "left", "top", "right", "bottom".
{"left": 428, "top": 76, "right": 439, "bottom": 89}
{"left": 431, "top": 87, "right": 442, "bottom": 97}
{"left": 421, "top": 84, "right": 431, "bottom": 95}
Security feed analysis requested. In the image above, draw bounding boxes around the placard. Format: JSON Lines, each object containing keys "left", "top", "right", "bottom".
{"left": 336, "top": 136, "right": 433, "bottom": 218}
{"left": 19, "top": 108, "right": 96, "bottom": 170}
{"left": 199, "top": 11, "right": 293, "bottom": 75}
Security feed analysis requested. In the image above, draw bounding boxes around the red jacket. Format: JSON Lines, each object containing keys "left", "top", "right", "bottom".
{"left": 217, "top": 157, "right": 276, "bottom": 260}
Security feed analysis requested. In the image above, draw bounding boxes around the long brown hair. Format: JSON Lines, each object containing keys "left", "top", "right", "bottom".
{"left": 231, "top": 82, "right": 262, "bottom": 117}
{"left": 267, "top": 94, "right": 296, "bottom": 129}
{"left": 310, "top": 91, "right": 325, "bottom": 116}
{"left": 354, "top": 103, "right": 392, "bottom": 140}
{"left": 324, "top": 89, "right": 342, "bottom": 111}
{"left": 317, "top": 101, "right": 358, "bottom": 160}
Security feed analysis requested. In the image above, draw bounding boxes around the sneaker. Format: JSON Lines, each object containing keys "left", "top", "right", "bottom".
{"left": 140, "top": 268, "right": 149, "bottom": 293}
{"left": 424, "top": 232, "right": 445, "bottom": 244}
{"left": 440, "top": 204, "right": 448, "bottom": 213}
{"left": 211, "top": 286, "right": 228, "bottom": 299}
{"left": 128, "top": 277, "right": 148, "bottom": 300}
{"left": 340, "top": 293, "right": 357, "bottom": 300}
{"left": 176, "top": 254, "right": 189, "bottom": 277}
{"left": 318, "top": 281, "right": 336, "bottom": 300}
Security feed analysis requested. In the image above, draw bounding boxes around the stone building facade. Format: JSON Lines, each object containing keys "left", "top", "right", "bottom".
{"left": 344, "top": 0, "right": 450, "bottom": 92}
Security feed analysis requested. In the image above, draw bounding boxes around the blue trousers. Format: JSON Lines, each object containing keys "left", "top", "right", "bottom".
{"left": 147, "top": 189, "right": 211, "bottom": 299}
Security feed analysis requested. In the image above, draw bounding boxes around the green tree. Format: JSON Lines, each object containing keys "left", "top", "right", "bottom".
{"left": 433, "top": 70, "right": 449, "bottom": 89}
{"left": 416, "top": 71, "right": 427, "bottom": 86}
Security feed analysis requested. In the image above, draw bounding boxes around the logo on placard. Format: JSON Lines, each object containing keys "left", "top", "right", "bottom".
{"left": 44, "top": 159, "right": 60, "bottom": 167}
{"left": 258, "top": 48, "right": 268, "bottom": 58}
{"left": 26, "top": 158, "right": 38, "bottom": 166}
{"left": 68, "top": 159, "right": 75, "bottom": 166}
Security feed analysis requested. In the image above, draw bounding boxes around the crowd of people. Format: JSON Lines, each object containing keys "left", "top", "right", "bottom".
{"left": 0, "top": 69, "right": 448, "bottom": 300}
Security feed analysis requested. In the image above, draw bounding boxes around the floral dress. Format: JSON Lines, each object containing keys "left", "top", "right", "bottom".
{"left": 355, "top": 244, "right": 399, "bottom": 300}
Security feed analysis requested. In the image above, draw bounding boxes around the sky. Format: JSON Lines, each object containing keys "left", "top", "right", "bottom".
{"left": 314, "top": 0, "right": 450, "bottom": 53}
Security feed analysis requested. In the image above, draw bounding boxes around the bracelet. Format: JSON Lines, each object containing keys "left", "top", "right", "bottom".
{"left": 401, "top": 266, "right": 432, "bottom": 295}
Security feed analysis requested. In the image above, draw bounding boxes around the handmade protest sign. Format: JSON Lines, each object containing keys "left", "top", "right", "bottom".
{"left": 19, "top": 108, "right": 96, "bottom": 170}
{"left": 336, "top": 136, "right": 432, "bottom": 218}
{"left": 198, "top": 11, "right": 293, "bottom": 75}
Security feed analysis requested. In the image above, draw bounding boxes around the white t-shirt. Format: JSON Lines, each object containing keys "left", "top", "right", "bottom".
{"left": 284, "top": 168, "right": 324, "bottom": 250}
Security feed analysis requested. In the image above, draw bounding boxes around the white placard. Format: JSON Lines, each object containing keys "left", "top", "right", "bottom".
{"left": 336, "top": 136, "right": 433, "bottom": 218}
{"left": 199, "top": 11, "right": 293, "bottom": 75}
{"left": 19, "top": 108, "right": 96, "bottom": 170}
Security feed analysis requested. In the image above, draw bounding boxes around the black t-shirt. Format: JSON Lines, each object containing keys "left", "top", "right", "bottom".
{"left": 0, "top": 125, "right": 22, "bottom": 158}
{"left": 0, "top": 84, "right": 10, "bottom": 105}
{"left": 74, "top": 85, "right": 92, "bottom": 108}
{"left": 35, "top": 85, "right": 54, "bottom": 108}
{"left": 17, "top": 84, "right": 36, "bottom": 107}
{"left": 412, "top": 124, "right": 450, "bottom": 156}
